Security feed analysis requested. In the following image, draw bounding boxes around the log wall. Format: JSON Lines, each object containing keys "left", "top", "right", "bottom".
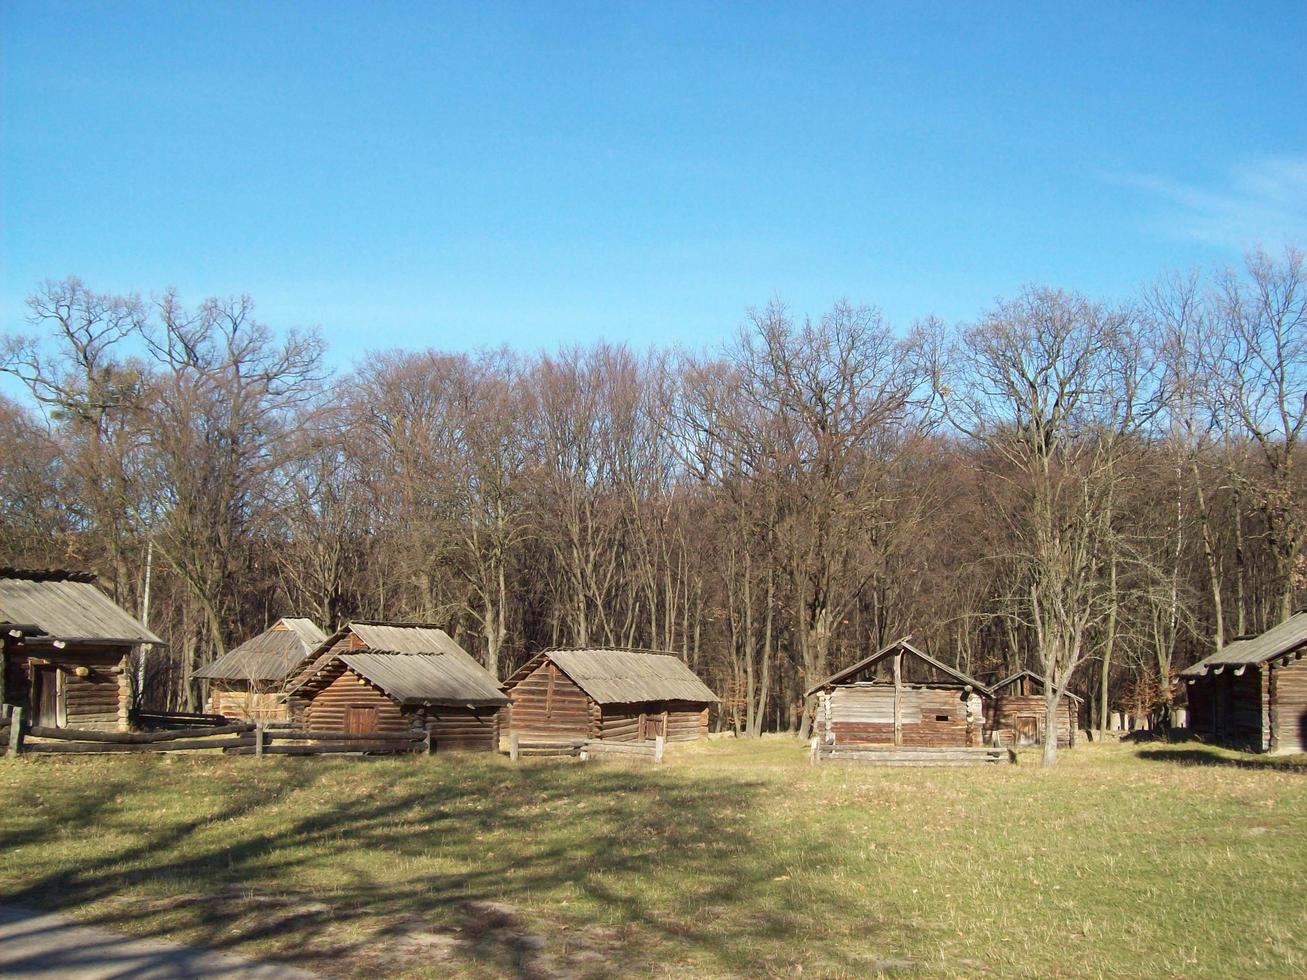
{"left": 821, "top": 684, "right": 983, "bottom": 748}
{"left": 1270, "top": 658, "right": 1307, "bottom": 754}
{"left": 207, "top": 684, "right": 290, "bottom": 722}
{"left": 303, "top": 665, "right": 413, "bottom": 735}
{"left": 506, "top": 660, "right": 594, "bottom": 738}
{"left": 422, "top": 706, "right": 501, "bottom": 752}
{"left": 3, "top": 645, "right": 129, "bottom": 731}
{"left": 597, "top": 701, "right": 710, "bottom": 742}
{"left": 986, "top": 694, "right": 1078, "bottom": 748}
{"left": 1186, "top": 668, "right": 1266, "bottom": 751}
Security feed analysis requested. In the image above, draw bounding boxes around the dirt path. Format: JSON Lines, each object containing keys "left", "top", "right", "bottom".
{"left": 0, "top": 904, "right": 317, "bottom": 979}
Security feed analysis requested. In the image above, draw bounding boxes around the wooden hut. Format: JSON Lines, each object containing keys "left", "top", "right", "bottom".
{"left": 285, "top": 622, "right": 508, "bottom": 751}
{"left": 807, "top": 637, "right": 988, "bottom": 749}
{"left": 503, "top": 648, "right": 718, "bottom": 742}
{"left": 193, "top": 618, "right": 326, "bottom": 721}
{"left": 985, "top": 669, "right": 1080, "bottom": 748}
{"left": 1181, "top": 612, "right": 1307, "bottom": 753}
{"left": 0, "top": 568, "right": 162, "bottom": 731}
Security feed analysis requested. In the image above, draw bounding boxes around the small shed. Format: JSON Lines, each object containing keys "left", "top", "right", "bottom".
{"left": 285, "top": 622, "right": 508, "bottom": 751}
{"left": 807, "top": 637, "right": 987, "bottom": 748}
{"left": 985, "top": 669, "right": 1081, "bottom": 748}
{"left": 503, "top": 648, "right": 718, "bottom": 742}
{"left": 1181, "top": 612, "right": 1307, "bottom": 754}
{"left": 0, "top": 568, "right": 162, "bottom": 731}
{"left": 193, "top": 617, "right": 326, "bottom": 721}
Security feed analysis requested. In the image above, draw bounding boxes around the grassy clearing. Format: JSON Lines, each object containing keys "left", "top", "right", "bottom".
{"left": 0, "top": 738, "right": 1304, "bottom": 978}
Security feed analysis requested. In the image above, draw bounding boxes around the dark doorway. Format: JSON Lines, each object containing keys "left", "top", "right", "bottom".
{"left": 33, "top": 667, "right": 62, "bottom": 728}
{"left": 1015, "top": 715, "right": 1039, "bottom": 747}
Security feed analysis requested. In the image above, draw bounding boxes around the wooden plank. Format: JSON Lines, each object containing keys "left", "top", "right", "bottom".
{"left": 24, "top": 735, "right": 255, "bottom": 753}
{"left": 5, "top": 706, "right": 22, "bottom": 758}
{"left": 27, "top": 723, "right": 254, "bottom": 743}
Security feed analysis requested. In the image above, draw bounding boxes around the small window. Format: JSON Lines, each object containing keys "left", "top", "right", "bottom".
{"left": 935, "top": 714, "right": 950, "bottom": 722}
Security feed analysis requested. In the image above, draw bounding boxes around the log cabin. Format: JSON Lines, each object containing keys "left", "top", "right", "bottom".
{"left": 503, "top": 648, "right": 718, "bottom": 742}
{"left": 1181, "top": 611, "right": 1307, "bottom": 754}
{"left": 193, "top": 617, "right": 326, "bottom": 721}
{"left": 0, "top": 568, "right": 162, "bottom": 731}
{"left": 285, "top": 622, "right": 508, "bottom": 751}
{"left": 808, "top": 637, "right": 988, "bottom": 749}
{"left": 984, "top": 669, "right": 1080, "bottom": 748}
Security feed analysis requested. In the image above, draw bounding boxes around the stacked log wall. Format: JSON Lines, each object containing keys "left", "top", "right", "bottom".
{"left": 506, "top": 661, "right": 592, "bottom": 738}
{"left": 302, "top": 666, "right": 414, "bottom": 735}
{"left": 987, "top": 694, "right": 1077, "bottom": 748}
{"left": 4, "top": 645, "right": 128, "bottom": 731}
{"left": 421, "top": 707, "right": 500, "bottom": 752}
{"left": 596, "top": 701, "right": 710, "bottom": 741}
{"left": 1270, "top": 659, "right": 1307, "bottom": 754}
{"left": 826, "top": 685, "right": 980, "bottom": 748}
{"left": 207, "top": 685, "right": 290, "bottom": 722}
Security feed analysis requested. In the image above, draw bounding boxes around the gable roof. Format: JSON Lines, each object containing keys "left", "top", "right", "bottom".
{"left": 194, "top": 618, "right": 327, "bottom": 682}
{"left": 0, "top": 568, "right": 162, "bottom": 645}
{"left": 989, "top": 668, "right": 1084, "bottom": 703}
{"left": 805, "top": 636, "right": 988, "bottom": 697}
{"left": 288, "top": 622, "right": 507, "bottom": 706}
{"left": 508, "top": 648, "right": 719, "bottom": 705}
{"left": 1180, "top": 611, "right": 1307, "bottom": 677}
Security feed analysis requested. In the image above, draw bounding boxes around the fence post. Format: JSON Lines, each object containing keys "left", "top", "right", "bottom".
{"left": 654, "top": 734, "right": 665, "bottom": 764}
{"left": 509, "top": 732, "right": 519, "bottom": 762}
{"left": 6, "top": 707, "right": 23, "bottom": 759}
{"left": 254, "top": 723, "right": 264, "bottom": 759}
{"left": 809, "top": 736, "right": 818, "bottom": 766}
{"left": 423, "top": 730, "right": 432, "bottom": 755}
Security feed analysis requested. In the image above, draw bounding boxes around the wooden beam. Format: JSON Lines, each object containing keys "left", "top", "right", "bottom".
{"left": 893, "top": 651, "right": 902, "bottom": 747}
{"left": 5, "top": 706, "right": 22, "bottom": 758}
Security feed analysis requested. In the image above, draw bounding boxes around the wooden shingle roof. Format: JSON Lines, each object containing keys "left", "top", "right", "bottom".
{"left": 288, "top": 622, "right": 508, "bottom": 706}
{"left": 194, "top": 618, "right": 327, "bottom": 682}
{"left": 1181, "top": 612, "right": 1307, "bottom": 677}
{"left": 0, "top": 569, "right": 161, "bottom": 645}
{"left": 805, "top": 636, "right": 988, "bottom": 696}
{"left": 508, "top": 648, "right": 719, "bottom": 705}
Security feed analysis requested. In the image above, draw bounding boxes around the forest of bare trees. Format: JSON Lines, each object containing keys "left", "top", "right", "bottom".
{"left": 3, "top": 248, "right": 1304, "bottom": 760}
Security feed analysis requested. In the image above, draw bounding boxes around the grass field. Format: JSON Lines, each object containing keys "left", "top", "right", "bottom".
{"left": 1, "top": 738, "right": 1305, "bottom": 978}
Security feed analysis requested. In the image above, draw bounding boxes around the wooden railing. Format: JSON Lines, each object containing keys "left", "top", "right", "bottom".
{"left": 508, "top": 733, "right": 665, "bottom": 764}
{"left": 0, "top": 706, "right": 430, "bottom": 757}
{"left": 810, "top": 738, "right": 1015, "bottom": 766}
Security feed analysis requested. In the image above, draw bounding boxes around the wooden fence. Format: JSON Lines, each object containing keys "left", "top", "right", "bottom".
{"left": 0, "top": 706, "right": 430, "bottom": 758}
{"left": 810, "top": 738, "right": 1014, "bottom": 767}
{"left": 508, "top": 733, "right": 665, "bottom": 764}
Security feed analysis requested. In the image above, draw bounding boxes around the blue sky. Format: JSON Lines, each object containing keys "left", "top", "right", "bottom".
{"left": 2, "top": 1, "right": 1304, "bottom": 373}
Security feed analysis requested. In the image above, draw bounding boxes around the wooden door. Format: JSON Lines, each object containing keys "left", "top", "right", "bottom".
{"left": 1015, "top": 715, "right": 1039, "bottom": 747}
{"left": 345, "top": 705, "right": 379, "bottom": 734}
{"left": 640, "top": 711, "right": 666, "bottom": 740}
{"left": 34, "top": 667, "right": 62, "bottom": 728}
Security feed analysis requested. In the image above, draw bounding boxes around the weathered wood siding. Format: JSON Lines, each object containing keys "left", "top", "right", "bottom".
{"left": 1270, "top": 659, "right": 1307, "bottom": 754}
{"left": 506, "top": 660, "right": 593, "bottom": 738}
{"left": 303, "top": 665, "right": 413, "bottom": 735}
{"left": 3, "top": 645, "right": 129, "bottom": 731}
{"left": 421, "top": 707, "right": 501, "bottom": 752}
{"left": 1187, "top": 668, "right": 1266, "bottom": 751}
{"left": 207, "top": 684, "right": 291, "bottom": 722}
{"left": 596, "top": 701, "right": 710, "bottom": 742}
{"left": 820, "top": 684, "right": 983, "bottom": 747}
{"left": 987, "top": 694, "right": 1077, "bottom": 748}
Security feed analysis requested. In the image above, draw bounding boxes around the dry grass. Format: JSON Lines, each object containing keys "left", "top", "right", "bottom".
{"left": 1, "top": 737, "right": 1304, "bottom": 977}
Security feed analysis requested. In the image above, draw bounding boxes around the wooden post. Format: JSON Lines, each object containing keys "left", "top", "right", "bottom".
{"left": 809, "top": 735, "right": 818, "bottom": 766}
{"left": 254, "top": 723, "right": 265, "bottom": 759}
{"left": 654, "top": 734, "right": 665, "bottom": 764}
{"left": 509, "top": 732, "right": 519, "bottom": 762}
{"left": 892, "top": 651, "right": 902, "bottom": 747}
{"left": 423, "top": 730, "right": 432, "bottom": 755}
{"left": 6, "top": 707, "right": 23, "bottom": 758}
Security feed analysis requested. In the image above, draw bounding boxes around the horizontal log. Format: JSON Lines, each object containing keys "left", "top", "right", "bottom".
{"left": 27, "top": 724, "right": 254, "bottom": 743}
{"left": 266, "top": 729, "right": 425, "bottom": 742}
{"left": 228, "top": 742, "right": 422, "bottom": 756}
{"left": 24, "top": 735, "right": 256, "bottom": 753}
{"left": 584, "top": 741, "right": 657, "bottom": 756}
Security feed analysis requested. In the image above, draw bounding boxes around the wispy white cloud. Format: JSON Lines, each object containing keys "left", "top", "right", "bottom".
{"left": 1111, "top": 156, "right": 1307, "bottom": 250}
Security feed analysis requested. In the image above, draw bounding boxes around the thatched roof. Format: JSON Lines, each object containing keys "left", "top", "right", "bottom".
{"left": 288, "top": 622, "right": 507, "bottom": 707}
{"left": 1181, "top": 612, "right": 1307, "bottom": 677}
{"left": 0, "top": 568, "right": 161, "bottom": 645}
{"left": 805, "top": 636, "right": 988, "bottom": 696}
{"left": 507, "top": 648, "right": 719, "bottom": 705}
{"left": 194, "top": 618, "right": 326, "bottom": 682}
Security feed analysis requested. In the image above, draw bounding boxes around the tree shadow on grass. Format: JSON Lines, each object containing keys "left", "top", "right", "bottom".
{"left": 0, "top": 754, "right": 912, "bottom": 977}
{"left": 1136, "top": 746, "right": 1307, "bottom": 773}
